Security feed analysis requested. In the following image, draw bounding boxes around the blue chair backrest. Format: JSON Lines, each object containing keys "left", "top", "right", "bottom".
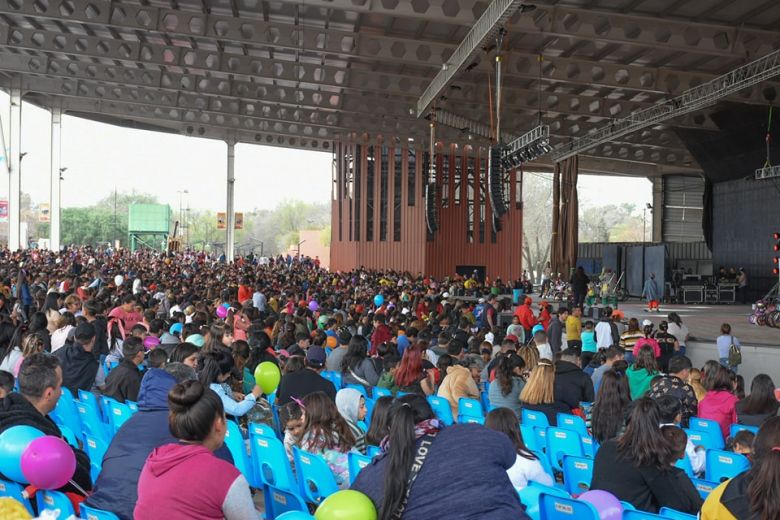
{"left": 518, "top": 481, "right": 570, "bottom": 520}
{"left": 580, "top": 435, "right": 599, "bottom": 459}
{"left": 250, "top": 433, "right": 297, "bottom": 492}
{"left": 556, "top": 413, "right": 588, "bottom": 437}
{"left": 84, "top": 433, "right": 110, "bottom": 483}
{"left": 706, "top": 449, "right": 751, "bottom": 482}
{"left": 458, "top": 397, "right": 484, "bottom": 419}
{"left": 480, "top": 391, "right": 491, "bottom": 412}
{"left": 348, "top": 452, "right": 372, "bottom": 485}
{"left": 78, "top": 389, "right": 105, "bottom": 419}
{"left": 675, "top": 453, "right": 695, "bottom": 478}
{"left": 531, "top": 450, "right": 554, "bottom": 480}
{"left": 0, "top": 479, "right": 34, "bottom": 515}
{"left": 688, "top": 417, "right": 724, "bottom": 446}
{"left": 658, "top": 507, "right": 697, "bottom": 520}
{"left": 36, "top": 489, "right": 75, "bottom": 517}
{"left": 426, "top": 395, "right": 454, "bottom": 426}
{"left": 458, "top": 415, "right": 485, "bottom": 425}
{"left": 539, "top": 492, "right": 599, "bottom": 520}
{"left": 546, "top": 427, "right": 584, "bottom": 472}
{"left": 126, "top": 400, "right": 139, "bottom": 414}
{"left": 364, "top": 397, "right": 376, "bottom": 424}
{"left": 729, "top": 423, "right": 759, "bottom": 438}
{"left": 224, "top": 420, "right": 254, "bottom": 486}
{"left": 321, "top": 371, "right": 343, "bottom": 390}
{"left": 249, "top": 421, "right": 277, "bottom": 439}
{"left": 691, "top": 478, "right": 718, "bottom": 499}
{"left": 356, "top": 420, "right": 368, "bottom": 432}
{"left": 276, "top": 511, "right": 316, "bottom": 520}
{"left": 522, "top": 408, "right": 550, "bottom": 429}
{"left": 521, "top": 424, "right": 540, "bottom": 452}
{"left": 58, "top": 424, "right": 79, "bottom": 448}
{"left": 367, "top": 445, "right": 381, "bottom": 458}
{"left": 533, "top": 426, "right": 548, "bottom": 455}
{"left": 292, "top": 446, "right": 339, "bottom": 505}
{"left": 562, "top": 454, "right": 593, "bottom": 495}
{"left": 106, "top": 399, "right": 132, "bottom": 433}
{"left": 345, "top": 384, "right": 368, "bottom": 398}
{"left": 75, "top": 396, "right": 111, "bottom": 443}
{"left": 264, "top": 485, "right": 309, "bottom": 520}
{"left": 683, "top": 428, "right": 724, "bottom": 451}
{"left": 52, "top": 387, "right": 82, "bottom": 439}
{"left": 622, "top": 510, "right": 666, "bottom": 519}
{"left": 372, "top": 386, "right": 391, "bottom": 398}
{"left": 79, "top": 503, "right": 121, "bottom": 520}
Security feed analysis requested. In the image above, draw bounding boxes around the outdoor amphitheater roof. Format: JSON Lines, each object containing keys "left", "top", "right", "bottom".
{"left": 1, "top": 0, "right": 779, "bottom": 175}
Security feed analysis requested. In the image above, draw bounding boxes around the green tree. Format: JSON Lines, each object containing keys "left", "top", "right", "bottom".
{"left": 522, "top": 173, "right": 553, "bottom": 282}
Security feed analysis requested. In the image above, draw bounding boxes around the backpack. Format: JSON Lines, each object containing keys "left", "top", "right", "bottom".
{"left": 474, "top": 304, "right": 486, "bottom": 328}
{"left": 728, "top": 336, "right": 742, "bottom": 366}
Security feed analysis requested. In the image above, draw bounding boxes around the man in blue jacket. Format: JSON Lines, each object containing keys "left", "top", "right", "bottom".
{"left": 84, "top": 362, "right": 233, "bottom": 520}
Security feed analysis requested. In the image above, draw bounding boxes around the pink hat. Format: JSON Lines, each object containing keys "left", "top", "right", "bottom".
{"left": 143, "top": 336, "right": 161, "bottom": 350}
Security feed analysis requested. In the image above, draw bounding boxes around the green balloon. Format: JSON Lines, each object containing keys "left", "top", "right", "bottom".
{"left": 315, "top": 490, "right": 377, "bottom": 520}
{"left": 253, "top": 361, "right": 281, "bottom": 394}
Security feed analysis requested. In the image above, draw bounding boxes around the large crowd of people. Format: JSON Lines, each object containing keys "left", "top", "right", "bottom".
{"left": 0, "top": 246, "right": 777, "bottom": 519}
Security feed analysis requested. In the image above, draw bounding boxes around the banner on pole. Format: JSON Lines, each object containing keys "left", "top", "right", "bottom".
{"left": 234, "top": 212, "right": 243, "bottom": 229}
{"left": 216, "top": 212, "right": 227, "bottom": 229}
{"left": 39, "top": 203, "right": 50, "bottom": 222}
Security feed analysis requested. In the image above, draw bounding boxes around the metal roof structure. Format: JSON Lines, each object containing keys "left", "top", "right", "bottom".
{"left": 1, "top": 0, "right": 780, "bottom": 177}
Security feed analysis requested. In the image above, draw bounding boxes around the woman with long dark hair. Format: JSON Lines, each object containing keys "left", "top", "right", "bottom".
{"left": 42, "top": 291, "right": 61, "bottom": 334}
{"left": 134, "top": 380, "right": 256, "bottom": 519}
{"left": 626, "top": 345, "right": 659, "bottom": 399}
{"left": 351, "top": 394, "right": 524, "bottom": 519}
{"left": 365, "top": 395, "right": 393, "bottom": 447}
{"left": 701, "top": 416, "right": 780, "bottom": 520}
{"left": 340, "top": 335, "right": 379, "bottom": 390}
{"left": 393, "top": 345, "right": 434, "bottom": 395}
{"left": 736, "top": 374, "right": 779, "bottom": 427}
{"left": 666, "top": 312, "right": 689, "bottom": 356}
{"left": 169, "top": 342, "right": 199, "bottom": 368}
{"left": 27, "top": 311, "right": 51, "bottom": 352}
{"left": 591, "top": 397, "right": 702, "bottom": 514}
{"left": 591, "top": 369, "right": 632, "bottom": 443}
{"left": 299, "top": 391, "right": 356, "bottom": 487}
{"left": 485, "top": 407, "right": 552, "bottom": 490}
{"left": 488, "top": 353, "right": 525, "bottom": 418}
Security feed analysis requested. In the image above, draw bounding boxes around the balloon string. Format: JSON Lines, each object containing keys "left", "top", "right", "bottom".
{"left": 68, "top": 479, "right": 89, "bottom": 496}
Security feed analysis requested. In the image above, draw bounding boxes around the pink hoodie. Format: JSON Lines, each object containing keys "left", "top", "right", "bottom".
{"left": 697, "top": 390, "right": 738, "bottom": 439}
{"left": 135, "top": 443, "right": 240, "bottom": 520}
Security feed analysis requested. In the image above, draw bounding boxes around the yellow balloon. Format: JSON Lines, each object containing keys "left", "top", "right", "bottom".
{"left": 253, "top": 361, "right": 281, "bottom": 394}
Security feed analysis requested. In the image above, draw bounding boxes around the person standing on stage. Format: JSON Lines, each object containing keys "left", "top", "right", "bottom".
{"left": 642, "top": 273, "right": 660, "bottom": 312}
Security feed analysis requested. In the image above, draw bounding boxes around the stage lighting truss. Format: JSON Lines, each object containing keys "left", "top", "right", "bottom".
{"left": 755, "top": 164, "right": 780, "bottom": 180}
{"left": 501, "top": 125, "right": 552, "bottom": 169}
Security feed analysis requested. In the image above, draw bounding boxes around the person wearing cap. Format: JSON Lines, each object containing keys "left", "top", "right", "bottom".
{"left": 102, "top": 336, "right": 145, "bottom": 403}
{"left": 513, "top": 297, "right": 538, "bottom": 339}
{"left": 54, "top": 321, "right": 100, "bottom": 394}
{"left": 326, "top": 328, "right": 352, "bottom": 372}
{"left": 277, "top": 345, "right": 336, "bottom": 406}
{"left": 185, "top": 333, "right": 205, "bottom": 348}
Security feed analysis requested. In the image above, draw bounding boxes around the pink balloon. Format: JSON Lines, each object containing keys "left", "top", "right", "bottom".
{"left": 216, "top": 305, "right": 228, "bottom": 319}
{"left": 20, "top": 435, "right": 76, "bottom": 490}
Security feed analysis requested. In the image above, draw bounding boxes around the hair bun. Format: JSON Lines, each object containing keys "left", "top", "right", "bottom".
{"left": 168, "top": 380, "right": 205, "bottom": 412}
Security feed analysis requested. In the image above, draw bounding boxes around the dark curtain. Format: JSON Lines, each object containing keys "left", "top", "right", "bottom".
{"left": 551, "top": 163, "right": 561, "bottom": 275}
{"left": 551, "top": 157, "right": 579, "bottom": 276}
{"left": 702, "top": 176, "right": 713, "bottom": 252}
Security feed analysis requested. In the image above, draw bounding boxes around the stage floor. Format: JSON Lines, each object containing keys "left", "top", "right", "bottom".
{"left": 530, "top": 297, "right": 780, "bottom": 347}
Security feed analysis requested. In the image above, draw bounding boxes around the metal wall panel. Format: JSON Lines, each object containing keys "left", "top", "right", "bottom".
{"left": 663, "top": 175, "right": 705, "bottom": 242}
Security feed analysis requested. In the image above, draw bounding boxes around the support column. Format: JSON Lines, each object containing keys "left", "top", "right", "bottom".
{"left": 652, "top": 177, "right": 664, "bottom": 242}
{"left": 8, "top": 85, "right": 22, "bottom": 251}
{"left": 50, "top": 106, "right": 62, "bottom": 251}
{"left": 225, "top": 140, "right": 236, "bottom": 262}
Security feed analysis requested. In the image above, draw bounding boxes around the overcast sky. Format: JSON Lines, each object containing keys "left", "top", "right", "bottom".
{"left": 0, "top": 91, "right": 651, "bottom": 213}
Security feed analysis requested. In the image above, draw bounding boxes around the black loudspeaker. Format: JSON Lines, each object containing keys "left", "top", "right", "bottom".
{"left": 489, "top": 146, "right": 507, "bottom": 217}
{"left": 425, "top": 182, "right": 438, "bottom": 234}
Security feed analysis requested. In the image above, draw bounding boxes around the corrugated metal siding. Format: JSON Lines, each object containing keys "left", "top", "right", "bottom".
{"left": 663, "top": 175, "right": 705, "bottom": 242}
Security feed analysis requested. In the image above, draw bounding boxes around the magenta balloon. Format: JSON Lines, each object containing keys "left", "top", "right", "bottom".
{"left": 578, "top": 490, "right": 623, "bottom": 520}
{"left": 216, "top": 305, "right": 228, "bottom": 319}
{"left": 20, "top": 436, "right": 76, "bottom": 490}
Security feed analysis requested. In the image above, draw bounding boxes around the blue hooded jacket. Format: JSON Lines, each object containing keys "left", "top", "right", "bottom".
{"left": 84, "top": 368, "right": 234, "bottom": 520}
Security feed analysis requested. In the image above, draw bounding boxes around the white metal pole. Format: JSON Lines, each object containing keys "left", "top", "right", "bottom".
{"left": 226, "top": 140, "right": 236, "bottom": 261}
{"left": 50, "top": 106, "right": 62, "bottom": 251}
{"left": 8, "top": 85, "right": 22, "bottom": 251}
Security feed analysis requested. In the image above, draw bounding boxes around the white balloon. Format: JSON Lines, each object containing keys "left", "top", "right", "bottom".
{"left": 114, "top": 275, "right": 124, "bottom": 286}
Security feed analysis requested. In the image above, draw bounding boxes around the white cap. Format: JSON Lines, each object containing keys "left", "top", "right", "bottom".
{"left": 485, "top": 332, "right": 495, "bottom": 345}
{"left": 478, "top": 297, "right": 486, "bottom": 303}
{"left": 401, "top": 307, "right": 409, "bottom": 315}
{"left": 442, "top": 292, "right": 450, "bottom": 298}
{"left": 642, "top": 319, "right": 653, "bottom": 327}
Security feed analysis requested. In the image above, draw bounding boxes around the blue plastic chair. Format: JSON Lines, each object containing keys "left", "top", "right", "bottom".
{"left": 562, "top": 454, "right": 593, "bottom": 495}
{"left": 659, "top": 507, "right": 697, "bottom": 520}
{"left": 531, "top": 449, "right": 554, "bottom": 480}
{"left": 533, "top": 426, "right": 548, "bottom": 456}
{"left": 58, "top": 424, "right": 80, "bottom": 448}
{"left": 705, "top": 449, "right": 751, "bottom": 482}
{"left": 522, "top": 408, "right": 550, "bottom": 429}
{"left": 556, "top": 413, "right": 588, "bottom": 437}
{"left": 106, "top": 398, "right": 132, "bottom": 433}
{"left": 321, "top": 371, "right": 343, "bottom": 390}
{"left": 623, "top": 510, "right": 666, "bottom": 519}
{"left": 79, "top": 503, "right": 121, "bottom": 520}
{"left": 372, "top": 386, "right": 391, "bottom": 398}
{"left": 36, "top": 489, "right": 76, "bottom": 517}
{"left": 458, "top": 415, "right": 485, "bottom": 425}
{"left": 51, "top": 387, "right": 82, "bottom": 440}
{"left": 364, "top": 397, "right": 376, "bottom": 424}
{"left": 78, "top": 389, "right": 106, "bottom": 420}
{"left": 367, "top": 445, "right": 381, "bottom": 458}
{"left": 265, "top": 485, "right": 310, "bottom": 520}
{"left": 675, "top": 453, "right": 695, "bottom": 478}
{"left": 521, "top": 424, "right": 540, "bottom": 451}
{"left": 546, "top": 427, "right": 584, "bottom": 473}
{"left": 224, "top": 419, "right": 254, "bottom": 486}
{"left": 75, "top": 395, "right": 111, "bottom": 443}
{"left": 356, "top": 420, "right": 368, "bottom": 432}
{"left": 426, "top": 395, "right": 454, "bottom": 426}
{"left": 621, "top": 501, "right": 636, "bottom": 511}
{"left": 539, "top": 492, "right": 599, "bottom": 520}
{"left": 84, "top": 433, "right": 110, "bottom": 482}
{"left": 348, "top": 451, "right": 372, "bottom": 484}
{"left": 688, "top": 417, "right": 725, "bottom": 447}
{"left": 457, "top": 397, "right": 484, "bottom": 420}
{"left": 250, "top": 433, "right": 297, "bottom": 493}
{"left": 518, "top": 482, "right": 570, "bottom": 520}
{"left": 276, "top": 512, "right": 315, "bottom": 520}
{"left": 249, "top": 421, "right": 277, "bottom": 439}
{"left": 0, "top": 479, "right": 34, "bottom": 515}
{"left": 345, "top": 384, "right": 368, "bottom": 398}
{"left": 480, "top": 391, "right": 491, "bottom": 412}
{"left": 684, "top": 428, "right": 724, "bottom": 451}
{"left": 292, "top": 447, "right": 339, "bottom": 505}
{"left": 691, "top": 477, "right": 719, "bottom": 499}
{"left": 126, "top": 400, "right": 139, "bottom": 414}
{"left": 729, "top": 423, "right": 759, "bottom": 437}
{"left": 580, "top": 435, "right": 598, "bottom": 459}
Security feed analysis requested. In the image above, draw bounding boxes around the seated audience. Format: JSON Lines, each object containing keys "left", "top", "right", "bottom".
{"left": 698, "top": 364, "right": 739, "bottom": 439}
{"left": 736, "top": 373, "right": 778, "bottom": 427}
